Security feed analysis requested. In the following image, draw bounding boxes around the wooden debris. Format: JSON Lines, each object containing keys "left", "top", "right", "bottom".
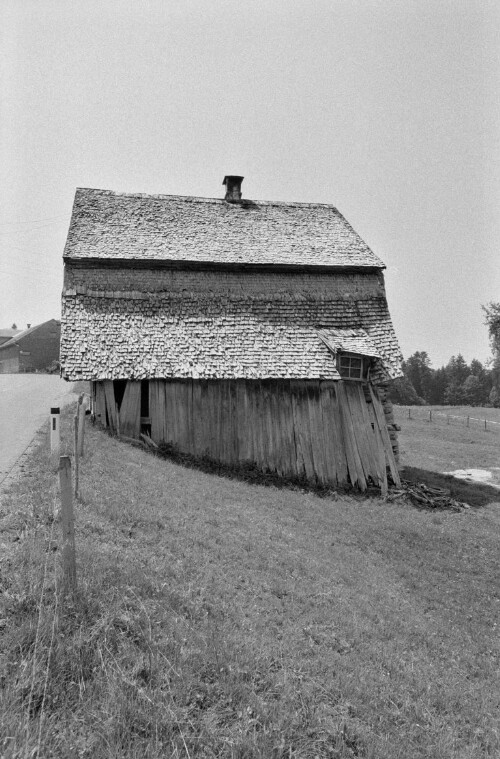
{"left": 140, "top": 433, "right": 159, "bottom": 450}
{"left": 386, "top": 481, "right": 470, "bottom": 511}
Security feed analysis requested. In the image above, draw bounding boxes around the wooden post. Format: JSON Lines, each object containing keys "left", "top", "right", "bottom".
{"left": 59, "top": 456, "right": 77, "bottom": 592}
{"left": 77, "top": 394, "right": 85, "bottom": 458}
{"left": 429, "top": 410, "right": 432, "bottom": 422}
{"left": 485, "top": 419, "right": 487, "bottom": 431}
{"left": 467, "top": 416, "right": 470, "bottom": 428}
{"left": 74, "top": 412, "right": 79, "bottom": 498}
{"left": 408, "top": 408, "right": 411, "bottom": 419}
{"left": 447, "top": 415, "right": 450, "bottom": 424}
{"left": 50, "top": 407, "right": 60, "bottom": 454}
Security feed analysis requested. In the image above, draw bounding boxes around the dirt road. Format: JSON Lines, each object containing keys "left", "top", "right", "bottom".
{"left": 0, "top": 375, "right": 76, "bottom": 486}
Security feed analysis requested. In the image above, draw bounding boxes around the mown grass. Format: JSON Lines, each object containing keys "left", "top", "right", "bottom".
{"left": 394, "top": 405, "right": 500, "bottom": 482}
{"left": 1, "top": 410, "right": 499, "bottom": 758}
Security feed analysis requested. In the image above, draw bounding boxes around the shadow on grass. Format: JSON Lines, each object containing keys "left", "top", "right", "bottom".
{"left": 154, "top": 440, "right": 352, "bottom": 499}
{"left": 401, "top": 466, "right": 500, "bottom": 509}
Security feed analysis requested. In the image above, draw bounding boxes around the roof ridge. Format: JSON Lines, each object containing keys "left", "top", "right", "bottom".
{"left": 75, "top": 187, "right": 339, "bottom": 210}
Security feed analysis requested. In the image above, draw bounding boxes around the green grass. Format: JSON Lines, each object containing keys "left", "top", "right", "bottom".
{"left": 1, "top": 412, "right": 499, "bottom": 757}
{"left": 394, "top": 404, "right": 500, "bottom": 490}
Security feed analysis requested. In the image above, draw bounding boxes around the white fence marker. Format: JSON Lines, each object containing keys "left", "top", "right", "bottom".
{"left": 50, "top": 407, "right": 60, "bottom": 454}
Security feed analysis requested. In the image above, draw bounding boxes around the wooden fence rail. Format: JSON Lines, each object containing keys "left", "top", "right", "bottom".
{"left": 399, "top": 406, "right": 500, "bottom": 432}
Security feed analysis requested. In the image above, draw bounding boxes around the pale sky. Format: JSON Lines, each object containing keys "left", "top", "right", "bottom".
{"left": 1, "top": 0, "right": 499, "bottom": 368}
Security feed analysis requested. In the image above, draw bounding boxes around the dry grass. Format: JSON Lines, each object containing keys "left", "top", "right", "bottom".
{"left": 1, "top": 411, "right": 499, "bottom": 757}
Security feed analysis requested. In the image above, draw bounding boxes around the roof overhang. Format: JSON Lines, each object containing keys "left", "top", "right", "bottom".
{"left": 63, "top": 256, "right": 385, "bottom": 274}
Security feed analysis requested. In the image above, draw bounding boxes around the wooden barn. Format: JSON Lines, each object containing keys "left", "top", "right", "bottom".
{"left": 60, "top": 176, "right": 403, "bottom": 491}
{"left": 0, "top": 319, "right": 61, "bottom": 374}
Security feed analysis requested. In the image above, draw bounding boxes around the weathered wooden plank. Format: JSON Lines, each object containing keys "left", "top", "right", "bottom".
{"left": 163, "top": 381, "right": 172, "bottom": 444}
{"left": 219, "top": 380, "right": 230, "bottom": 464}
{"left": 94, "top": 382, "right": 106, "bottom": 426}
{"left": 273, "top": 381, "right": 287, "bottom": 476}
{"left": 215, "top": 381, "right": 226, "bottom": 463}
{"left": 149, "top": 381, "right": 157, "bottom": 441}
{"left": 103, "top": 380, "right": 118, "bottom": 433}
{"left": 369, "top": 385, "right": 401, "bottom": 487}
{"left": 355, "top": 383, "right": 382, "bottom": 488}
{"left": 179, "top": 381, "right": 191, "bottom": 453}
{"left": 302, "top": 383, "right": 318, "bottom": 482}
{"left": 283, "top": 380, "right": 297, "bottom": 476}
{"left": 191, "top": 380, "right": 203, "bottom": 456}
{"left": 291, "top": 381, "right": 315, "bottom": 481}
{"left": 307, "top": 381, "right": 328, "bottom": 485}
{"left": 336, "top": 381, "right": 367, "bottom": 490}
{"left": 229, "top": 380, "right": 238, "bottom": 464}
{"left": 319, "top": 381, "right": 344, "bottom": 486}
{"left": 236, "top": 381, "right": 249, "bottom": 462}
{"left": 356, "top": 383, "right": 387, "bottom": 493}
{"left": 250, "top": 382, "right": 261, "bottom": 465}
{"left": 90, "top": 382, "right": 96, "bottom": 418}
{"left": 175, "top": 381, "right": 184, "bottom": 449}
{"left": 231, "top": 380, "right": 242, "bottom": 463}
{"left": 366, "top": 395, "right": 388, "bottom": 496}
{"left": 178, "top": 381, "right": 190, "bottom": 452}
{"left": 197, "top": 380, "right": 207, "bottom": 456}
{"left": 210, "top": 380, "right": 222, "bottom": 461}
{"left": 205, "top": 381, "right": 216, "bottom": 460}
{"left": 158, "top": 380, "right": 166, "bottom": 442}
{"left": 277, "top": 380, "right": 289, "bottom": 476}
{"left": 167, "top": 381, "right": 179, "bottom": 447}
{"left": 290, "top": 380, "right": 304, "bottom": 478}
{"left": 245, "top": 381, "right": 256, "bottom": 465}
{"left": 149, "top": 381, "right": 160, "bottom": 443}
{"left": 262, "top": 381, "right": 276, "bottom": 473}
{"left": 186, "top": 380, "right": 194, "bottom": 454}
{"left": 262, "top": 380, "right": 272, "bottom": 471}
{"left": 274, "top": 381, "right": 287, "bottom": 476}
{"left": 119, "top": 381, "right": 141, "bottom": 439}
{"left": 344, "top": 382, "right": 375, "bottom": 485}
{"left": 165, "top": 381, "right": 174, "bottom": 445}
{"left": 249, "top": 382, "right": 260, "bottom": 466}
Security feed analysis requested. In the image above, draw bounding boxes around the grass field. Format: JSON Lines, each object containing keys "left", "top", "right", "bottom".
{"left": 1, "top": 406, "right": 499, "bottom": 757}
{"left": 395, "top": 405, "right": 500, "bottom": 488}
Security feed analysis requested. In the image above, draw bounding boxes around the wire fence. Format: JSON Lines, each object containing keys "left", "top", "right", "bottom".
{"left": 395, "top": 406, "right": 500, "bottom": 433}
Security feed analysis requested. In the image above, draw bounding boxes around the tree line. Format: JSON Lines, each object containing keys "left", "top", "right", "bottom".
{"left": 389, "top": 302, "right": 500, "bottom": 408}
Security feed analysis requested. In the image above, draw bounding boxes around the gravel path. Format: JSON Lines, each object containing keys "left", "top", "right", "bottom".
{"left": 0, "top": 375, "right": 76, "bottom": 489}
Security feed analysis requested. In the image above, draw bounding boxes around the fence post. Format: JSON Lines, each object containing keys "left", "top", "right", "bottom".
{"left": 77, "top": 394, "right": 85, "bottom": 458}
{"left": 447, "top": 415, "right": 450, "bottom": 424}
{"left": 59, "top": 456, "right": 77, "bottom": 593}
{"left": 50, "top": 407, "right": 60, "bottom": 454}
{"left": 485, "top": 419, "right": 487, "bottom": 431}
{"left": 408, "top": 408, "right": 411, "bottom": 419}
{"left": 429, "top": 410, "right": 432, "bottom": 422}
{"left": 467, "top": 416, "right": 470, "bottom": 428}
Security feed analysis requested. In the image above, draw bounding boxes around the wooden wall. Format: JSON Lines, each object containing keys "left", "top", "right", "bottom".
{"left": 92, "top": 378, "right": 400, "bottom": 491}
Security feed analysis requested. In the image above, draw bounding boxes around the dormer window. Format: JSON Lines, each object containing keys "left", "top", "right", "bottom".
{"left": 337, "top": 352, "right": 369, "bottom": 381}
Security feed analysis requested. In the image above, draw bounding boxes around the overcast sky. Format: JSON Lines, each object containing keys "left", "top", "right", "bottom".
{"left": 1, "top": 0, "right": 499, "bottom": 368}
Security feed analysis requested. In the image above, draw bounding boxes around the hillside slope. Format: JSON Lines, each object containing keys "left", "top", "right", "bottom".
{"left": 1, "top": 413, "right": 499, "bottom": 758}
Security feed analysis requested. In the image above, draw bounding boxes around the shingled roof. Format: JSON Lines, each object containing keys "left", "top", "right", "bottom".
{"left": 61, "top": 183, "right": 403, "bottom": 383}
{"left": 61, "top": 285, "right": 402, "bottom": 382}
{"left": 63, "top": 188, "right": 385, "bottom": 269}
